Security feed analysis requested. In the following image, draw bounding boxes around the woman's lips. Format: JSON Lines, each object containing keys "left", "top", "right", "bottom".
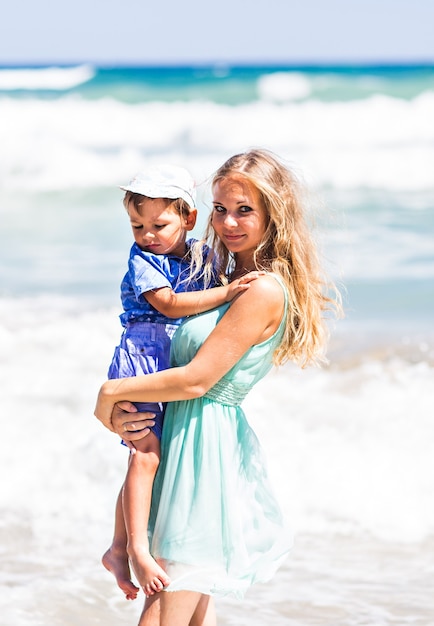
{"left": 223, "top": 233, "right": 244, "bottom": 241}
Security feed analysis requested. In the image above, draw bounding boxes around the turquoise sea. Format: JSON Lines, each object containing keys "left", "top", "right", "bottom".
{"left": 0, "top": 64, "right": 433, "bottom": 625}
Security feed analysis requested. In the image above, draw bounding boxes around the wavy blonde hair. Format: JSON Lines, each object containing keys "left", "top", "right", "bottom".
{"left": 192, "top": 149, "right": 341, "bottom": 367}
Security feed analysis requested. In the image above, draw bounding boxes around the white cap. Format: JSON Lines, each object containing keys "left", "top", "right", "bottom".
{"left": 120, "top": 164, "right": 196, "bottom": 209}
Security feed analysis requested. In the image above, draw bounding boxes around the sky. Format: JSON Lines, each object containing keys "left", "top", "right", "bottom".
{"left": 1, "top": 0, "right": 433, "bottom": 65}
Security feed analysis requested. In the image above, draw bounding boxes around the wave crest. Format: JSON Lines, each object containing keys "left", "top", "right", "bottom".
{"left": 0, "top": 65, "right": 95, "bottom": 90}
{"left": 257, "top": 72, "right": 312, "bottom": 102}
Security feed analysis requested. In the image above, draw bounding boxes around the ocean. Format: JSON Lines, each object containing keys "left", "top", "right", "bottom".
{"left": 0, "top": 64, "right": 433, "bottom": 625}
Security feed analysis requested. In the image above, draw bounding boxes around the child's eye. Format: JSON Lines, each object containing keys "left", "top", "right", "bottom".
{"left": 154, "top": 224, "right": 165, "bottom": 230}
{"left": 132, "top": 224, "right": 142, "bottom": 230}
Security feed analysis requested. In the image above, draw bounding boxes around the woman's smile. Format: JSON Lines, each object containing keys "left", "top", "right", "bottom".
{"left": 222, "top": 233, "right": 245, "bottom": 241}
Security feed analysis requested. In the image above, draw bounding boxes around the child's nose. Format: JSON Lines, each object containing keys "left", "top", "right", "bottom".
{"left": 142, "top": 231, "right": 154, "bottom": 243}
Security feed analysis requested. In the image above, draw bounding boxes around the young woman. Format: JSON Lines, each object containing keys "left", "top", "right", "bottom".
{"left": 95, "top": 149, "right": 341, "bottom": 625}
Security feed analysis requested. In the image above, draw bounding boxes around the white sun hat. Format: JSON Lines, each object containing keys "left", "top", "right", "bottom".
{"left": 120, "top": 164, "right": 196, "bottom": 209}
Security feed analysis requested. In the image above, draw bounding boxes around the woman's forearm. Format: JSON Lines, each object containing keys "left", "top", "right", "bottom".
{"left": 94, "top": 365, "right": 207, "bottom": 431}
{"left": 99, "top": 366, "right": 206, "bottom": 406}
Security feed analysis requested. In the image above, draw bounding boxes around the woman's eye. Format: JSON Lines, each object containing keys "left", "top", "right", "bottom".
{"left": 213, "top": 205, "right": 225, "bottom": 213}
{"left": 239, "top": 205, "right": 252, "bottom": 213}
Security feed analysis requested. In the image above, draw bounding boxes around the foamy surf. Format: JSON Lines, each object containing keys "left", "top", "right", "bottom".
{"left": 0, "top": 91, "right": 433, "bottom": 191}
{"left": 257, "top": 71, "right": 312, "bottom": 101}
{"left": 0, "top": 64, "right": 95, "bottom": 90}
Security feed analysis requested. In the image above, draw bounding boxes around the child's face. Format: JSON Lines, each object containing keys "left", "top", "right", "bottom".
{"left": 127, "top": 197, "right": 196, "bottom": 257}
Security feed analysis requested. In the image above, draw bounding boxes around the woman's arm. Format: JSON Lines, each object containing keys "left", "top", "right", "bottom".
{"left": 95, "top": 275, "right": 284, "bottom": 431}
{"left": 144, "top": 271, "right": 263, "bottom": 318}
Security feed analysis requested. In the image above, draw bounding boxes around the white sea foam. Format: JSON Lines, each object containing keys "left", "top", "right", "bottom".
{"left": 249, "top": 354, "right": 434, "bottom": 543}
{"left": 257, "top": 72, "right": 312, "bottom": 102}
{"left": 0, "top": 91, "right": 433, "bottom": 191}
{"left": 0, "top": 64, "right": 95, "bottom": 90}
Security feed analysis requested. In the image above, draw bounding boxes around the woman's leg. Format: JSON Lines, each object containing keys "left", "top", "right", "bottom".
{"left": 138, "top": 591, "right": 216, "bottom": 626}
{"left": 138, "top": 594, "right": 160, "bottom": 626}
{"left": 160, "top": 591, "right": 216, "bottom": 626}
{"left": 190, "top": 595, "right": 217, "bottom": 626}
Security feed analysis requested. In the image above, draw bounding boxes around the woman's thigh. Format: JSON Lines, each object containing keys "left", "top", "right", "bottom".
{"left": 160, "top": 591, "right": 215, "bottom": 626}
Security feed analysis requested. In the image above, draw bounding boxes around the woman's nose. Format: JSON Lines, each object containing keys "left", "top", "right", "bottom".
{"left": 224, "top": 213, "right": 238, "bottom": 227}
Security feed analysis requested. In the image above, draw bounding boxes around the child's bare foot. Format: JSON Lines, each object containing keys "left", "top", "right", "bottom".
{"left": 102, "top": 546, "right": 140, "bottom": 600}
{"left": 129, "top": 547, "right": 171, "bottom": 597}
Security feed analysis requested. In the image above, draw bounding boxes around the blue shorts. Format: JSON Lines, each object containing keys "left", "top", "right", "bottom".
{"left": 107, "top": 321, "right": 178, "bottom": 440}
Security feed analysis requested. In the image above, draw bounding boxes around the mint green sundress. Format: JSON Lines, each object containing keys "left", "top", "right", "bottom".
{"left": 149, "top": 278, "right": 292, "bottom": 598}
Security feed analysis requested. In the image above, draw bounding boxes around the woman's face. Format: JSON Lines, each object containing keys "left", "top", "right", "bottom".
{"left": 211, "top": 176, "right": 268, "bottom": 263}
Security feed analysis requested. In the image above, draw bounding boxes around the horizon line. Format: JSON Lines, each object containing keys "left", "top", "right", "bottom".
{"left": 0, "top": 58, "right": 433, "bottom": 69}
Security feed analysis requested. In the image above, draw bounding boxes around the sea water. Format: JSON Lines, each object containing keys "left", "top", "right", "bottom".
{"left": 0, "top": 64, "right": 433, "bottom": 625}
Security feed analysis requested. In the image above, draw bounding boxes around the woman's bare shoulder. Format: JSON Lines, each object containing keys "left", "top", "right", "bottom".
{"left": 246, "top": 273, "right": 285, "bottom": 304}
{"left": 228, "top": 273, "right": 285, "bottom": 325}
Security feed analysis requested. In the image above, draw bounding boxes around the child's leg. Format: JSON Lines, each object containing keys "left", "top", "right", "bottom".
{"left": 102, "top": 485, "right": 140, "bottom": 600}
{"left": 123, "top": 431, "right": 171, "bottom": 596}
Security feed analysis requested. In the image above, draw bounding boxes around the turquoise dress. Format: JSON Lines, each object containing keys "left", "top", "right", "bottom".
{"left": 149, "top": 279, "right": 292, "bottom": 598}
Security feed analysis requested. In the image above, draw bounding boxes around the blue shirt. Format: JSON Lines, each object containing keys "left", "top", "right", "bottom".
{"left": 119, "top": 239, "right": 217, "bottom": 327}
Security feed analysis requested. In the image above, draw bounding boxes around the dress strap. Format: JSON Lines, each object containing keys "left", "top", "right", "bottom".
{"left": 266, "top": 273, "right": 288, "bottom": 338}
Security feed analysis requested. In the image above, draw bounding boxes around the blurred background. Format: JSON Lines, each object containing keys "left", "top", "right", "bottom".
{"left": 0, "top": 1, "right": 433, "bottom": 624}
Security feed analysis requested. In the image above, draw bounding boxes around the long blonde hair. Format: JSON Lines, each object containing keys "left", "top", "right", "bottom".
{"left": 193, "top": 149, "right": 341, "bottom": 367}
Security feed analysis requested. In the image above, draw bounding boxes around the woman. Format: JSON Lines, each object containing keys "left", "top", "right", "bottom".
{"left": 95, "top": 149, "right": 340, "bottom": 625}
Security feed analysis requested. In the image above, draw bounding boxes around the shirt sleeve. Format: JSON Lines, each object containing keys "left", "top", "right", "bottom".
{"left": 128, "top": 249, "right": 172, "bottom": 300}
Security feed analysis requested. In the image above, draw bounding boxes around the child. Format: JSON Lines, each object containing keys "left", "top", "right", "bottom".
{"left": 102, "top": 164, "right": 259, "bottom": 600}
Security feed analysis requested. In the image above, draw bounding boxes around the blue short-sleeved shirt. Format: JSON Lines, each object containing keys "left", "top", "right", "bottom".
{"left": 119, "top": 239, "right": 217, "bottom": 327}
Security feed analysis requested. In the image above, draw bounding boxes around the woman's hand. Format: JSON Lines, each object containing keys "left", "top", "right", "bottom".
{"left": 94, "top": 382, "right": 156, "bottom": 438}
{"left": 94, "top": 380, "right": 119, "bottom": 432}
{"left": 112, "top": 401, "right": 156, "bottom": 443}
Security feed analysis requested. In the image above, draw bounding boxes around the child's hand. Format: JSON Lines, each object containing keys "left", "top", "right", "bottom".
{"left": 225, "top": 271, "right": 266, "bottom": 302}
